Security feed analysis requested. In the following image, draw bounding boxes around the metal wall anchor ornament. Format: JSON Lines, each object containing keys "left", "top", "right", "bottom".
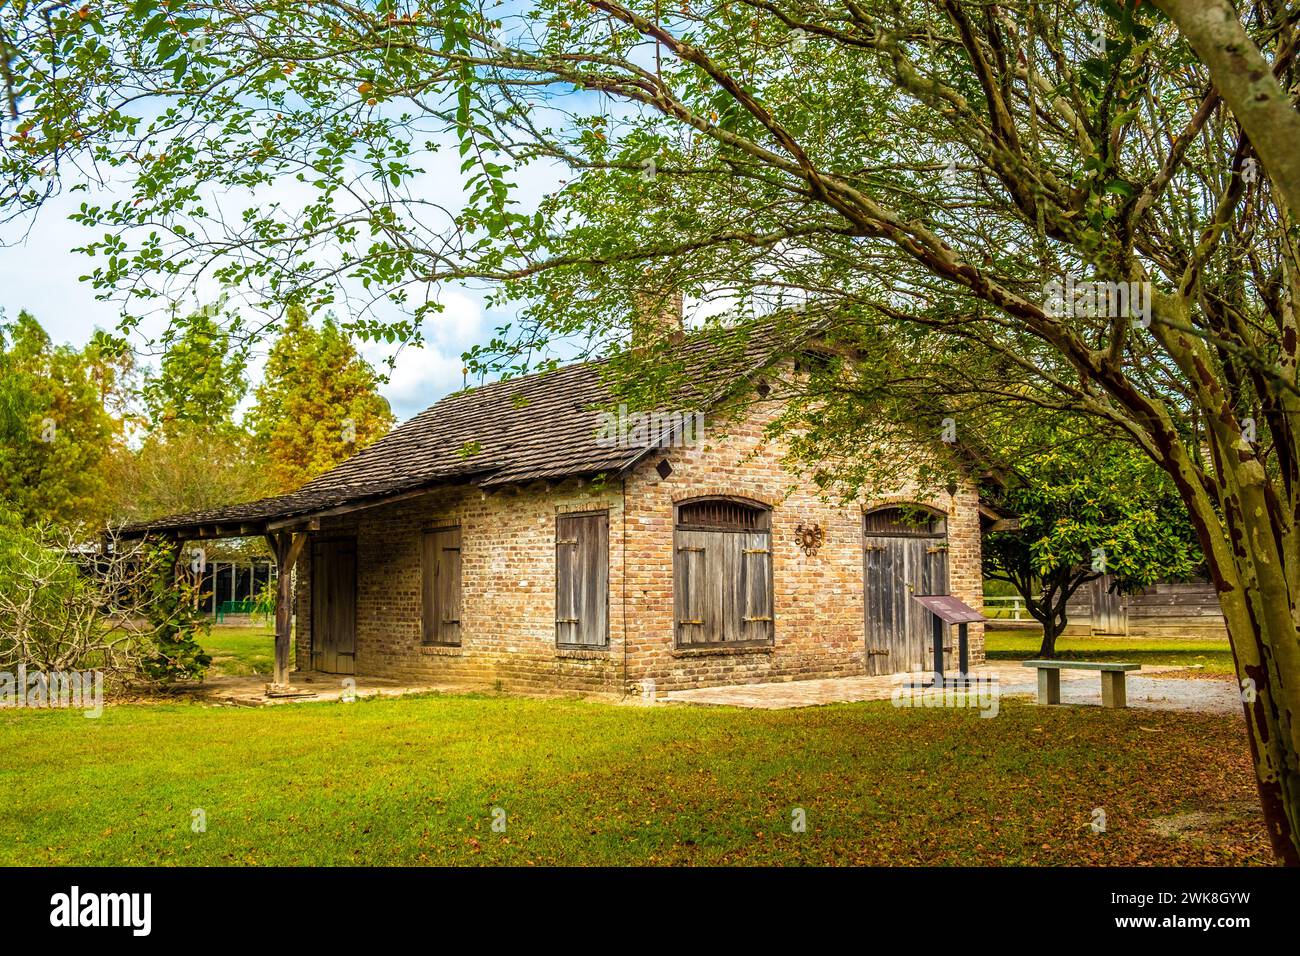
{"left": 794, "top": 522, "right": 825, "bottom": 557}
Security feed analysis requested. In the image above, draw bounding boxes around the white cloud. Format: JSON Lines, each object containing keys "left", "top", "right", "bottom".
{"left": 360, "top": 290, "right": 489, "bottom": 422}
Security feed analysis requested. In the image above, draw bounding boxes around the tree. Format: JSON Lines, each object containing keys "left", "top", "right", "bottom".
{"left": 981, "top": 431, "right": 1200, "bottom": 657}
{"left": 247, "top": 305, "right": 393, "bottom": 491}
{"left": 9, "top": 0, "right": 1300, "bottom": 860}
{"left": 105, "top": 425, "right": 277, "bottom": 527}
{"left": 83, "top": 329, "right": 145, "bottom": 434}
{"left": 0, "top": 311, "right": 117, "bottom": 529}
{"left": 142, "top": 309, "right": 247, "bottom": 436}
{"left": 108, "top": 305, "right": 272, "bottom": 525}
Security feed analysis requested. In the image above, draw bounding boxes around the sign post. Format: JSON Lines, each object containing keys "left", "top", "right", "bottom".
{"left": 912, "top": 594, "right": 986, "bottom": 684}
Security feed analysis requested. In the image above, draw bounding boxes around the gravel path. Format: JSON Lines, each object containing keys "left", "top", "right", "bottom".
{"left": 998, "top": 676, "right": 1242, "bottom": 714}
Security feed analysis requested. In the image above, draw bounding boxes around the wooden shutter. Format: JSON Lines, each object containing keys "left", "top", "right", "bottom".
{"left": 422, "top": 527, "right": 462, "bottom": 645}
{"left": 740, "top": 531, "right": 773, "bottom": 641}
{"left": 674, "top": 529, "right": 711, "bottom": 645}
{"left": 556, "top": 512, "right": 609, "bottom": 646}
{"left": 674, "top": 527, "right": 773, "bottom": 646}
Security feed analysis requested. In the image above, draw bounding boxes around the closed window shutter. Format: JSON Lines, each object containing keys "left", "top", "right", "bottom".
{"left": 421, "top": 533, "right": 436, "bottom": 645}
{"left": 740, "top": 531, "right": 773, "bottom": 640}
{"left": 422, "top": 527, "right": 461, "bottom": 645}
{"left": 674, "top": 529, "right": 710, "bottom": 644}
{"left": 556, "top": 512, "right": 608, "bottom": 646}
{"left": 674, "top": 513, "right": 773, "bottom": 647}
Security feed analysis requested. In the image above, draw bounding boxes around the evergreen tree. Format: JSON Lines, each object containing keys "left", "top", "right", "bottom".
{"left": 0, "top": 311, "right": 117, "bottom": 528}
{"left": 248, "top": 306, "right": 393, "bottom": 491}
{"left": 142, "top": 309, "right": 247, "bottom": 435}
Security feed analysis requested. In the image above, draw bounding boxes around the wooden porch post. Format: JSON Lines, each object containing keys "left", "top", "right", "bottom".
{"left": 266, "top": 531, "right": 307, "bottom": 692}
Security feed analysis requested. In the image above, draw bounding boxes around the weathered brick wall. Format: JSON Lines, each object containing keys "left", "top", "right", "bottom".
{"left": 618, "top": 399, "right": 983, "bottom": 693}
{"left": 294, "top": 482, "right": 627, "bottom": 694}
{"left": 291, "top": 397, "right": 983, "bottom": 696}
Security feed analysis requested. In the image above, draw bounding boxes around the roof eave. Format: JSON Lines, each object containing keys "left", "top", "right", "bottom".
{"left": 118, "top": 467, "right": 504, "bottom": 541}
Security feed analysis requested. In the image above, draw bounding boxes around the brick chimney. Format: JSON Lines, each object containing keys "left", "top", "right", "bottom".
{"left": 631, "top": 286, "right": 684, "bottom": 348}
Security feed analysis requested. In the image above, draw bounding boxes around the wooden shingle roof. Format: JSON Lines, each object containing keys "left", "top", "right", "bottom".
{"left": 120, "top": 317, "right": 815, "bottom": 539}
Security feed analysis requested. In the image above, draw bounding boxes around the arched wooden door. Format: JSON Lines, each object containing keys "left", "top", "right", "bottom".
{"left": 863, "top": 507, "right": 949, "bottom": 674}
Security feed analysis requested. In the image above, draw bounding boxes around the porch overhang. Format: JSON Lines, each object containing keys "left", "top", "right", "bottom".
{"left": 978, "top": 501, "right": 1019, "bottom": 533}
{"left": 115, "top": 473, "right": 490, "bottom": 695}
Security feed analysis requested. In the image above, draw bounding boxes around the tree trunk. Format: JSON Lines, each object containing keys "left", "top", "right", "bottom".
{"left": 1154, "top": 0, "right": 1300, "bottom": 868}
{"left": 1168, "top": 446, "right": 1300, "bottom": 865}
{"left": 1214, "top": 571, "right": 1300, "bottom": 866}
{"left": 1036, "top": 602, "right": 1069, "bottom": 658}
{"left": 1036, "top": 622, "right": 1059, "bottom": 659}
{"left": 1154, "top": 0, "right": 1300, "bottom": 220}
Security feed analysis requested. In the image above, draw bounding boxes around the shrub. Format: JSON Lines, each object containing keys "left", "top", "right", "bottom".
{"left": 0, "top": 512, "right": 211, "bottom": 684}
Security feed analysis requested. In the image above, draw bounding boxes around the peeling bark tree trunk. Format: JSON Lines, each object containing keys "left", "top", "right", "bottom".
{"left": 1205, "top": 536, "right": 1300, "bottom": 866}
{"left": 1139, "top": 1, "right": 1300, "bottom": 864}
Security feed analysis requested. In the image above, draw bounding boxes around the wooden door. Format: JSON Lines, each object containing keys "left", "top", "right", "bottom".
{"left": 863, "top": 510, "right": 948, "bottom": 674}
{"left": 1090, "top": 574, "right": 1127, "bottom": 635}
{"left": 311, "top": 538, "right": 357, "bottom": 674}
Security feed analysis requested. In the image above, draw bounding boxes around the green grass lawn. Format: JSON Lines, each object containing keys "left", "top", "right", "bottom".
{"left": 201, "top": 624, "right": 286, "bottom": 677}
{"left": 983, "top": 628, "right": 1236, "bottom": 676}
{"left": 0, "top": 692, "right": 1269, "bottom": 866}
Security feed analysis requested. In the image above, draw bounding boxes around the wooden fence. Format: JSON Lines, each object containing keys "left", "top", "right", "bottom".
{"left": 1064, "top": 576, "right": 1227, "bottom": 638}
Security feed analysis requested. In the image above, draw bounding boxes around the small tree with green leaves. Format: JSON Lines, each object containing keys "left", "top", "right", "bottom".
{"left": 983, "top": 437, "right": 1200, "bottom": 657}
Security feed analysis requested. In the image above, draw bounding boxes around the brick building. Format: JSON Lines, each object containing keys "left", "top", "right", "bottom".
{"left": 124, "top": 325, "right": 989, "bottom": 697}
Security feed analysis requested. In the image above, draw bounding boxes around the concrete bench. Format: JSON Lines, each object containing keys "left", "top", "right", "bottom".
{"left": 1021, "top": 660, "right": 1141, "bottom": 709}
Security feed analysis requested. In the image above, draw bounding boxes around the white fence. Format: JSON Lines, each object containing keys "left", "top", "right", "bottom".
{"left": 982, "top": 595, "right": 1033, "bottom": 621}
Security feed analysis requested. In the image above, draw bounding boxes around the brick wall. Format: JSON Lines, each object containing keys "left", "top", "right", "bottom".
{"left": 292, "top": 399, "right": 983, "bottom": 696}
{"left": 294, "top": 481, "right": 627, "bottom": 694}
{"left": 617, "top": 398, "right": 983, "bottom": 693}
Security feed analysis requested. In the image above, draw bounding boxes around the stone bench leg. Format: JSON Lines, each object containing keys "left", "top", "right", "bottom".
{"left": 1037, "top": 668, "right": 1061, "bottom": 705}
{"left": 1100, "top": 670, "right": 1127, "bottom": 709}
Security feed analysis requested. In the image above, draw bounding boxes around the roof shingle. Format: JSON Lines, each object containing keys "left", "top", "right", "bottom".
{"left": 120, "top": 318, "right": 812, "bottom": 538}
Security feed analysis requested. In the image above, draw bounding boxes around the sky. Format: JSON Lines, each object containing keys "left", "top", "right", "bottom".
{"left": 0, "top": 169, "right": 545, "bottom": 425}
{"left": 0, "top": 28, "right": 707, "bottom": 427}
